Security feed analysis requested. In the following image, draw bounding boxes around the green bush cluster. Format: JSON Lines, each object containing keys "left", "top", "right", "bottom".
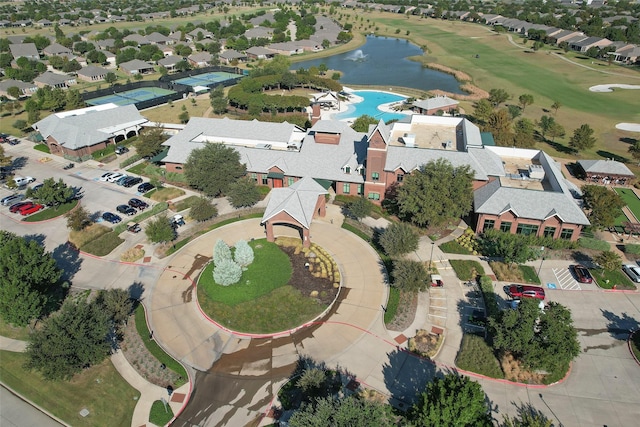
{"left": 454, "top": 228, "right": 480, "bottom": 255}
{"left": 33, "top": 144, "right": 50, "bottom": 153}
{"left": 80, "top": 231, "right": 124, "bottom": 256}
{"left": 578, "top": 237, "right": 610, "bottom": 251}
{"left": 623, "top": 244, "right": 640, "bottom": 255}
{"left": 119, "top": 154, "right": 141, "bottom": 168}
{"left": 450, "top": 260, "right": 485, "bottom": 281}
{"left": 455, "top": 334, "right": 503, "bottom": 379}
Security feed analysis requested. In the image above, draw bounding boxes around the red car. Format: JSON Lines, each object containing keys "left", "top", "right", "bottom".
{"left": 20, "top": 203, "right": 44, "bottom": 216}
{"left": 9, "top": 201, "right": 32, "bottom": 213}
{"left": 571, "top": 265, "right": 593, "bottom": 283}
{"left": 505, "top": 284, "right": 545, "bottom": 300}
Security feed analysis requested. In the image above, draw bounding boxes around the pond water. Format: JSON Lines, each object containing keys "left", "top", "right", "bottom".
{"left": 333, "top": 90, "right": 409, "bottom": 122}
{"left": 295, "top": 36, "right": 464, "bottom": 94}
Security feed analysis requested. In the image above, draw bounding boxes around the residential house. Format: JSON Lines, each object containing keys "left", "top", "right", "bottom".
{"left": 0, "top": 79, "right": 38, "bottom": 98}
{"left": 267, "top": 41, "right": 304, "bottom": 56}
{"left": 146, "top": 32, "right": 174, "bottom": 45}
{"left": 244, "top": 26, "right": 274, "bottom": 40}
{"left": 77, "top": 65, "right": 109, "bottom": 82}
{"left": 123, "top": 34, "right": 150, "bottom": 46}
{"left": 35, "top": 19, "right": 53, "bottom": 27}
{"left": 219, "top": 49, "right": 247, "bottom": 64}
{"left": 158, "top": 56, "right": 184, "bottom": 72}
{"left": 569, "top": 36, "right": 612, "bottom": 52}
{"left": 34, "top": 71, "right": 76, "bottom": 89}
{"left": 187, "top": 52, "right": 213, "bottom": 68}
{"left": 43, "top": 42, "right": 73, "bottom": 58}
{"left": 412, "top": 96, "right": 459, "bottom": 115}
{"left": 246, "top": 46, "right": 276, "bottom": 60}
{"left": 9, "top": 43, "right": 39, "bottom": 60}
{"left": 119, "top": 59, "right": 155, "bottom": 75}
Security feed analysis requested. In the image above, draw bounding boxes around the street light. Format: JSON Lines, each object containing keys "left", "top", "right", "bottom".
{"left": 537, "top": 246, "right": 545, "bottom": 277}
{"left": 429, "top": 241, "right": 435, "bottom": 271}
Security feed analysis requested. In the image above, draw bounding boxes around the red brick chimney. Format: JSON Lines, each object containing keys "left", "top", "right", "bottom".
{"left": 311, "top": 103, "right": 321, "bottom": 126}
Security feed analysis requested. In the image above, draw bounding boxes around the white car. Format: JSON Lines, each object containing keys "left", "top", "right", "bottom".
{"left": 622, "top": 264, "right": 640, "bottom": 283}
{"left": 106, "top": 173, "right": 124, "bottom": 183}
{"left": 13, "top": 176, "right": 35, "bottom": 186}
{"left": 99, "top": 172, "right": 116, "bottom": 181}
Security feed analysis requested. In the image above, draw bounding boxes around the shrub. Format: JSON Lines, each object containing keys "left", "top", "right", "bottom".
{"left": 624, "top": 244, "right": 640, "bottom": 255}
{"left": 450, "top": 260, "right": 485, "bottom": 281}
{"left": 80, "top": 231, "right": 124, "bottom": 256}
{"left": 119, "top": 154, "right": 141, "bottom": 168}
{"left": 189, "top": 197, "right": 218, "bottom": 222}
{"left": 456, "top": 334, "right": 504, "bottom": 379}
{"left": 578, "top": 237, "right": 610, "bottom": 251}
{"left": 346, "top": 197, "right": 373, "bottom": 220}
{"left": 214, "top": 239, "right": 232, "bottom": 266}
{"left": 379, "top": 222, "right": 419, "bottom": 257}
{"left": 234, "top": 240, "right": 254, "bottom": 267}
{"left": 33, "top": 144, "right": 50, "bottom": 153}
{"left": 120, "top": 247, "right": 145, "bottom": 262}
{"left": 69, "top": 223, "right": 111, "bottom": 248}
{"left": 391, "top": 259, "right": 429, "bottom": 292}
{"left": 453, "top": 228, "right": 480, "bottom": 255}
{"left": 213, "top": 258, "right": 242, "bottom": 286}
{"left": 439, "top": 240, "right": 472, "bottom": 255}
{"left": 478, "top": 275, "right": 500, "bottom": 318}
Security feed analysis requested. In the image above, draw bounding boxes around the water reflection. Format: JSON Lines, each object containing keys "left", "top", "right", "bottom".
{"left": 294, "top": 36, "right": 464, "bottom": 94}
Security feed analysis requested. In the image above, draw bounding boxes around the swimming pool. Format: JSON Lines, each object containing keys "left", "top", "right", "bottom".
{"left": 333, "top": 90, "right": 409, "bottom": 122}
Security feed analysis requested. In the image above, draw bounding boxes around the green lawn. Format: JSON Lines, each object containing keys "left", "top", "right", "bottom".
{"left": 384, "top": 286, "right": 400, "bottom": 325}
{"left": 149, "top": 400, "right": 174, "bottom": 426}
{"left": 23, "top": 200, "right": 78, "bottom": 222}
{"left": 439, "top": 240, "right": 473, "bottom": 255}
{"left": 450, "top": 260, "right": 485, "bottom": 281}
{"left": 615, "top": 188, "right": 640, "bottom": 222}
{"left": 0, "top": 351, "right": 138, "bottom": 427}
{"left": 198, "top": 240, "right": 292, "bottom": 306}
{"left": 0, "top": 318, "right": 30, "bottom": 340}
{"left": 126, "top": 161, "right": 148, "bottom": 175}
{"left": 80, "top": 231, "right": 124, "bottom": 256}
{"left": 590, "top": 268, "right": 637, "bottom": 290}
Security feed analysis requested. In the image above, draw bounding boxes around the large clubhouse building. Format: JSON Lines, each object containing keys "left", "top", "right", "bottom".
{"left": 162, "top": 114, "right": 589, "bottom": 241}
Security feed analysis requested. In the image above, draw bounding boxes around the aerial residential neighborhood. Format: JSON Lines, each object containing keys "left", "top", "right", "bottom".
{"left": 0, "top": 1, "right": 639, "bottom": 426}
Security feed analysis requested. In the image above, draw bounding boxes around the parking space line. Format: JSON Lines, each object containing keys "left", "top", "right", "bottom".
{"left": 553, "top": 268, "right": 582, "bottom": 291}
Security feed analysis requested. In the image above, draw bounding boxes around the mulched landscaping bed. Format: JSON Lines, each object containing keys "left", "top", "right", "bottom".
{"left": 280, "top": 245, "right": 338, "bottom": 306}
{"left": 386, "top": 290, "right": 418, "bottom": 332}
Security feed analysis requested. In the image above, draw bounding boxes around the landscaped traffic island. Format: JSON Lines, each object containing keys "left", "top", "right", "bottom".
{"left": 196, "top": 238, "right": 340, "bottom": 334}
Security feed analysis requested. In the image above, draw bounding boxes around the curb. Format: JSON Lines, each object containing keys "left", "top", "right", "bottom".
{"left": 628, "top": 330, "right": 640, "bottom": 367}
{"left": 0, "top": 380, "right": 71, "bottom": 427}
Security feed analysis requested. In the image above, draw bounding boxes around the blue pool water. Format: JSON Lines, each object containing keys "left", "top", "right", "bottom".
{"left": 333, "top": 90, "right": 409, "bottom": 122}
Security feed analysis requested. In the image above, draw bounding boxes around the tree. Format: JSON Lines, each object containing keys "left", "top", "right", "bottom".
{"left": 507, "top": 104, "right": 522, "bottom": 120}
{"left": 184, "top": 143, "right": 246, "bottom": 197}
{"left": 26, "top": 178, "right": 74, "bottom": 208}
{"left": 134, "top": 126, "right": 167, "bottom": 158}
{"left": 490, "top": 299, "right": 580, "bottom": 380}
{"left": 178, "top": 110, "right": 190, "bottom": 124}
{"left": 514, "top": 118, "right": 536, "bottom": 148}
{"left": 391, "top": 259, "right": 429, "bottom": 292}
{"left": 189, "top": 197, "right": 218, "bottom": 222}
{"left": 145, "top": 214, "right": 175, "bottom": 243}
{"left": 594, "top": 250, "right": 622, "bottom": 271}
{"left": 396, "top": 159, "right": 474, "bottom": 227}
{"left": 0, "top": 232, "right": 63, "bottom": 326}
{"left": 289, "top": 396, "right": 392, "bottom": 427}
{"left": 104, "top": 72, "right": 117, "bottom": 85}
{"left": 473, "top": 99, "right": 494, "bottom": 123}
{"left": 518, "top": 94, "right": 534, "bottom": 111}
{"left": 410, "top": 373, "right": 492, "bottom": 427}
{"left": 345, "top": 197, "right": 372, "bottom": 220}
{"left": 628, "top": 141, "right": 640, "bottom": 164}
{"left": 481, "top": 229, "right": 535, "bottom": 265}
{"left": 213, "top": 258, "right": 242, "bottom": 286}
{"left": 94, "top": 289, "right": 133, "bottom": 338}
{"left": 379, "top": 222, "right": 419, "bottom": 257}
{"left": 211, "top": 96, "right": 228, "bottom": 115}
{"left": 488, "top": 88, "right": 510, "bottom": 106}
{"left": 7, "top": 86, "right": 21, "bottom": 99}
{"left": 65, "top": 205, "right": 92, "bottom": 231}
{"left": 214, "top": 239, "right": 232, "bottom": 266}
{"left": 581, "top": 185, "right": 625, "bottom": 229}
{"left": 234, "top": 240, "right": 254, "bottom": 268}
{"left": 351, "top": 114, "right": 378, "bottom": 132}
{"left": 547, "top": 122, "right": 566, "bottom": 142}
{"left": 227, "top": 176, "right": 261, "bottom": 208}
{"left": 569, "top": 124, "right": 597, "bottom": 152}
{"left": 537, "top": 115, "right": 555, "bottom": 139}
{"left": 551, "top": 101, "right": 561, "bottom": 115}
{"left": 484, "top": 109, "right": 514, "bottom": 146}
{"left": 25, "top": 299, "right": 111, "bottom": 380}
{"left": 296, "top": 367, "right": 326, "bottom": 396}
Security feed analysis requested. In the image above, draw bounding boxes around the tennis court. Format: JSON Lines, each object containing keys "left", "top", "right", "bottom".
{"left": 86, "top": 87, "right": 176, "bottom": 106}
{"left": 174, "top": 71, "right": 241, "bottom": 87}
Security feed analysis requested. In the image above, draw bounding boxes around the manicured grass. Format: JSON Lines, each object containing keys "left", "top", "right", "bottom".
{"left": 0, "top": 350, "right": 138, "bottom": 427}
{"left": 258, "top": 185, "right": 271, "bottom": 198}
{"left": 134, "top": 305, "right": 187, "bottom": 387}
{"left": 126, "top": 161, "right": 148, "bottom": 175}
{"left": 0, "top": 317, "right": 30, "bottom": 340}
{"left": 149, "top": 400, "right": 174, "bottom": 426}
{"left": 22, "top": 200, "right": 78, "bottom": 222}
{"left": 171, "top": 195, "right": 200, "bottom": 212}
{"left": 624, "top": 244, "right": 640, "bottom": 256}
{"left": 615, "top": 188, "right": 640, "bottom": 221}
{"left": 490, "top": 261, "right": 541, "bottom": 284}
{"left": 455, "top": 334, "right": 504, "bottom": 379}
{"left": 439, "top": 240, "right": 473, "bottom": 255}
{"left": 33, "top": 143, "right": 50, "bottom": 153}
{"left": 198, "top": 240, "right": 293, "bottom": 307}
{"left": 631, "top": 330, "right": 640, "bottom": 362}
{"left": 69, "top": 223, "right": 111, "bottom": 248}
{"left": 590, "top": 268, "right": 637, "bottom": 290}
{"left": 578, "top": 237, "right": 611, "bottom": 251}
{"left": 384, "top": 286, "right": 400, "bottom": 325}
{"left": 519, "top": 265, "right": 541, "bottom": 285}
{"left": 478, "top": 275, "right": 500, "bottom": 319}
{"left": 150, "top": 187, "right": 185, "bottom": 202}
{"left": 113, "top": 202, "right": 169, "bottom": 234}
{"left": 450, "top": 260, "right": 485, "bottom": 281}
{"left": 80, "top": 231, "right": 124, "bottom": 256}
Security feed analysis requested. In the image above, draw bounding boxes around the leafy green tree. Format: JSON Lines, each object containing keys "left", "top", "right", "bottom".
{"left": 184, "top": 143, "right": 246, "bottom": 197}
{"left": 213, "top": 258, "right": 242, "bottom": 286}
{"left": 473, "top": 99, "right": 494, "bottom": 123}
{"left": 379, "top": 222, "right": 419, "bottom": 257}
{"left": 345, "top": 197, "right": 372, "bottom": 220}
{"left": 7, "top": 86, "right": 21, "bottom": 99}
{"left": 507, "top": 104, "right": 522, "bottom": 120}
{"left": 296, "top": 367, "right": 326, "bottom": 396}
{"left": 134, "top": 126, "right": 167, "bottom": 158}
{"left": 594, "top": 250, "right": 622, "bottom": 271}
{"left": 26, "top": 178, "right": 74, "bottom": 208}
{"left": 518, "top": 94, "right": 534, "bottom": 111}
{"left": 178, "top": 110, "right": 190, "bottom": 124}
{"left": 234, "top": 240, "right": 254, "bottom": 268}
{"left": 25, "top": 299, "right": 110, "bottom": 380}
{"left": 214, "top": 239, "right": 232, "bottom": 266}
{"left": 396, "top": 159, "right": 474, "bottom": 227}
{"left": 488, "top": 88, "right": 510, "bottom": 106}
{"left": 351, "top": 114, "right": 378, "bottom": 132}
{"left": 12, "top": 119, "right": 26, "bottom": 130}
{"left": 104, "top": 72, "right": 117, "bottom": 85}
{"left": 145, "top": 214, "right": 175, "bottom": 243}
{"left": 537, "top": 115, "right": 555, "bottom": 139}
{"left": 569, "top": 124, "right": 597, "bottom": 152}
{"left": 391, "top": 259, "right": 429, "bottom": 292}
{"left": 551, "top": 101, "right": 561, "bottom": 115}
{"left": 410, "top": 373, "right": 492, "bottom": 427}
{"left": 0, "top": 232, "right": 63, "bottom": 326}
{"left": 547, "top": 122, "right": 566, "bottom": 142}
{"left": 581, "top": 185, "right": 625, "bottom": 229}
{"left": 628, "top": 141, "right": 640, "bottom": 164}
{"left": 481, "top": 229, "right": 535, "bottom": 264}
{"left": 65, "top": 205, "right": 92, "bottom": 231}
{"left": 490, "top": 300, "right": 580, "bottom": 381}
{"left": 514, "top": 118, "right": 536, "bottom": 148}
{"left": 189, "top": 197, "right": 218, "bottom": 222}
{"left": 289, "top": 396, "right": 392, "bottom": 427}
{"left": 94, "top": 289, "right": 133, "bottom": 337}
{"left": 227, "top": 176, "right": 261, "bottom": 208}
{"left": 484, "top": 109, "right": 514, "bottom": 146}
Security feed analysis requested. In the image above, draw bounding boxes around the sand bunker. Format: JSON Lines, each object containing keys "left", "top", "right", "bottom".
{"left": 589, "top": 84, "right": 640, "bottom": 93}
{"left": 616, "top": 123, "right": 640, "bottom": 132}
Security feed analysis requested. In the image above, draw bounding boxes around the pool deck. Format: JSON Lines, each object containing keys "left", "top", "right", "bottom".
{"left": 318, "top": 88, "right": 411, "bottom": 123}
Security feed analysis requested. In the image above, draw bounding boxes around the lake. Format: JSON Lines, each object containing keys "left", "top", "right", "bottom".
{"left": 294, "top": 36, "right": 464, "bottom": 94}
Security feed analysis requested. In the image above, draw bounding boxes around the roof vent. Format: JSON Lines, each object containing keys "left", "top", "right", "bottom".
{"left": 402, "top": 133, "right": 416, "bottom": 147}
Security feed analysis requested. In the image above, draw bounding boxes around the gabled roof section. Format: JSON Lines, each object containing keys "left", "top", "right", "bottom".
{"left": 368, "top": 119, "right": 391, "bottom": 145}
{"left": 577, "top": 159, "right": 634, "bottom": 177}
{"left": 261, "top": 177, "right": 328, "bottom": 229}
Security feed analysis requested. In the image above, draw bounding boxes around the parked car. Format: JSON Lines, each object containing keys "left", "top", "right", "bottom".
{"left": 116, "top": 204, "right": 136, "bottom": 216}
{"left": 1, "top": 193, "right": 25, "bottom": 206}
{"left": 63, "top": 163, "right": 75, "bottom": 170}
{"left": 13, "top": 176, "right": 35, "bottom": 186}
{"left": 127, "top": 222, "right": 141, "bottom": 233}
{"left": 20, "top": 203, "right": 44, "bottom": 216}
{"left": 137, "top": 182, "right": 154, "bottom": 193}
{"left": 100, "top": 172, "right": 116, "bottom": 181}
{"left": 30, "top": 183, "right": 43, "bottom": 192}
{"left": 505, "top": 284, "right": 546, "bottom": 300}
{"left": 106, "top": 173, "right": 124, "bottom": 183}
{"left": 10, "top": 201, "right": 32, "bottom": 213}
{"left": 622, "top": 264, "right": 640, "bottom": 283}
{"left": 571, "top": 265, "right": 593, "bottom": 284}
{"left": 128, "top": 198, "right": 148, "bottom": 210}
{"left": 115, "top": 146, "right": 129, "bottom": 155}
{"left": 431, "top": 274, "right": 444, "bottom": 287}
{"left": 115, "top": 175, "right": 131, "bottom": 186}
{"left": 123, "top": 177, "right": 142, "bottom": 188}
{"left": 102, "top": 212, "right": 122, "bottom": 224}
{"left": 8, "top": 138, "right": 20, "bottom": 146}
{"left": 172, "top": 214, "right": 185, "bottom": 227}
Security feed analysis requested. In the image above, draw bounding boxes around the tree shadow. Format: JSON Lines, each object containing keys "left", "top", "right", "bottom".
{"left": 543, "top": 139, "right": 574, "bottom": 154}
{"left": 382, "top": 348, "right": 437, "bottom": 411}
{"left": 498, "top": 401, "right": 553, "bottom": 426}
{"left": 597, "top": 150, "right": 628, "bottom": 163}
{"left": 564, "top": 162, "right": 584, "bottom": 179}
{"left": 10, "top": 156, "right": 28, "bottom": 171}
{"left": 51, "top": 242, "right": 83, "bottom": 282}
{"left": 601, "top": 309, "right": 640, "bottom": 340}
{"left": 620, "top": 137, "right": 638, "bottom": 145}
{"left": 128, "top": 281, "right": 145, "bottom": 301}
{"left": 570, "top": 250, "right": 594, "bottom": 266}
{"left": 22, "top": 233, "right": 46, "bottom": 247}
{"left": 89, "top": 210, "right": 103, "bottom": 223}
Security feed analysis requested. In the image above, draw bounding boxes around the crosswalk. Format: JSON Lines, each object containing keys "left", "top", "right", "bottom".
{"left": 552, "top": 268, "right": 582, "bottom": 290}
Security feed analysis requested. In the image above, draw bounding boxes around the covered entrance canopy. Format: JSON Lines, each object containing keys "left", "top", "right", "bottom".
{"left": 261, "top": 177, "right": 328, "bottom": 247}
